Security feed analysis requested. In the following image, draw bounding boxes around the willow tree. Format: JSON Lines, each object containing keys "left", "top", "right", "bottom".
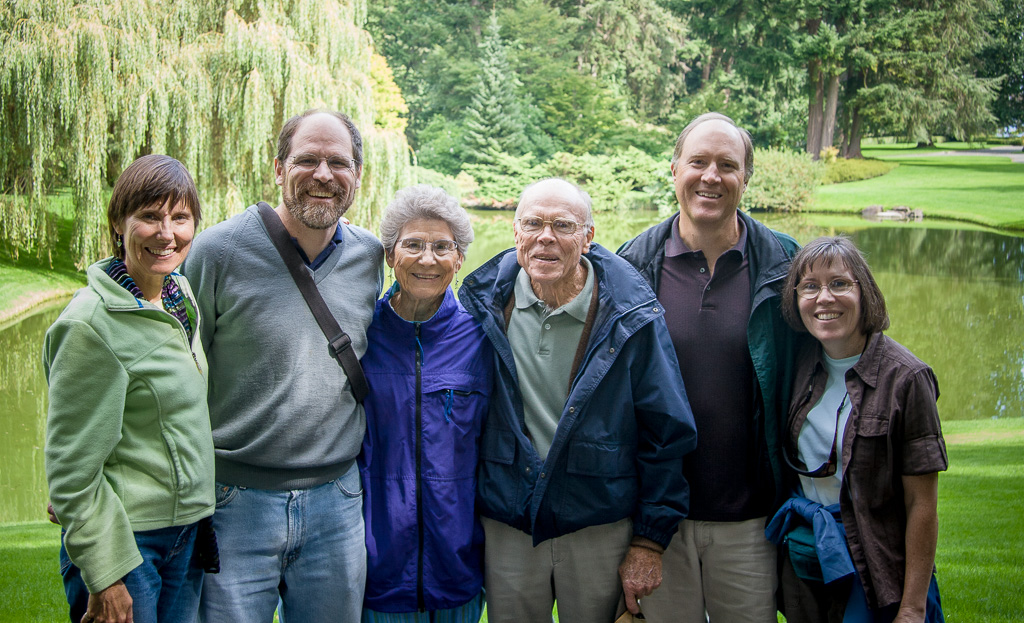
{"left": 1, "top": 0, "right": 412, "bottom": 268}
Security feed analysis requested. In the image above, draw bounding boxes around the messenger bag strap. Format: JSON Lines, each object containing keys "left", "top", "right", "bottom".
{"left": 256, "top": 202, "right": 369, "bottom": 403}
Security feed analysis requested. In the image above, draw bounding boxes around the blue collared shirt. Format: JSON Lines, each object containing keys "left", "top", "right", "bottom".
{"left": 291, "top": 223, "right": 344, "bottom": 269}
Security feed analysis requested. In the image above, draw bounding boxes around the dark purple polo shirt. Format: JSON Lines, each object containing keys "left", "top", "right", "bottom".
{"left": 658, "top": 214, "right": 772, "bottom": 521}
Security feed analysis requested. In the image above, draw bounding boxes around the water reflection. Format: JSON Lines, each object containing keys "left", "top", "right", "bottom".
{"left": 2, "top": 213, "right": 1022, "bottom": 523}
{"left": 1, "top": 304, "right": 63, "bottom": 524}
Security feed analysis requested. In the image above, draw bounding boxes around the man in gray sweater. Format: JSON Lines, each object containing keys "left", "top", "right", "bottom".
{"left": 184, "top": 110, "right": 384, "bottom": 623}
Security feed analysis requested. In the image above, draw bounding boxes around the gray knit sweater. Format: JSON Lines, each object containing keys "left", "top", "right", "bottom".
{"left": 183, "top": 205, "right": 384, "bottom": 489}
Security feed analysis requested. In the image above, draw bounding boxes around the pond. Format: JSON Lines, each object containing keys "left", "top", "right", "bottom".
{"left": 2, "top": 210, "right": 1022, "bottom": 524}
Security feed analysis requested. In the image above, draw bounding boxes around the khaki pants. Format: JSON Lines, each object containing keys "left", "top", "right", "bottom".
{"left": 482, "top": 516, "right": 631, "bottom": 623}
{"left": 639, "top": 517, "right": 777, "bottom": 623}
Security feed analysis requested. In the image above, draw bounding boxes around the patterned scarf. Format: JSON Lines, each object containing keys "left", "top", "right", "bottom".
{"left": 106, "top": 258, "right": 194, "bottom": 342}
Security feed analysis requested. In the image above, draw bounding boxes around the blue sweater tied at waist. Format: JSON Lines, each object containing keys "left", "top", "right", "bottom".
{"left": 766, "top": 496, "right": 855, "bottom": 584}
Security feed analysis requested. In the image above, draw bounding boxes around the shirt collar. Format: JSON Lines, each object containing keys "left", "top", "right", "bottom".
{"left": 665, "top": 212, "right": 748, "bottom": 259}
{"left": 514, "top": 256, "right": 594, "bottom": 322}
{"left": 292, "top": 223, "right": 344, "bottom": 268}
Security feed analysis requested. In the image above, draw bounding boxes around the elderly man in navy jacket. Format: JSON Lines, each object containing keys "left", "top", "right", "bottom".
{"left": 460, "top": 177, "right": 697, "bottom": 623}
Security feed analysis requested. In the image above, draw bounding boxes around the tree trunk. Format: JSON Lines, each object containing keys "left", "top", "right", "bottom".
{"left": 806, "top": 59, "right": 824, "bottom": 158}
{"left": 822, "top": 72, "right": 840, "bottom": 151}
{"left": 846, "top": 105, "right": 864, "bottom": 159}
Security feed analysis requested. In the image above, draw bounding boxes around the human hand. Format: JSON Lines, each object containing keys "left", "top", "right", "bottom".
{"left": 47, "top": 503, "right": 60, "bottom": 525}
{"left": 892, "top": 604, "right": 926, "bottom": 623}
{"left": 82, "top": 580, "right": 133, "bottom": 623}
{"left": 897, "top": 606, "right": 929, "bottom": 618}
{"left": 618, "top": 545, "right": 662, "bottom": 615}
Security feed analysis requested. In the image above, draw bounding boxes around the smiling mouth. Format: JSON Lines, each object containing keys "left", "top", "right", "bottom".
{"left": 147, "top": 247, "right": 176, "bottom": 257}
{"left": 307, "top": 190, "right": 335, "bottom": 198}
{"left": 411, "top": 273, "right": 440, "bottom": 280}
{"left": 815, "top": 312, "right": 841, "bottom": 320}
{"left": 696, "top": 191, "right": 722, "bottom": 199}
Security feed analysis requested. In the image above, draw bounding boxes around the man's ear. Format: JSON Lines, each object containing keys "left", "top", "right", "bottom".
{"left": 274, "top": 159, "right": 285, "bottom": 187}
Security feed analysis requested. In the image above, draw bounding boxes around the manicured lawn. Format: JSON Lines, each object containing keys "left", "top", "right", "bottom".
{"left": 813, "top": 153, "right": 1024, "bottom": 230}
{"left": 0, "top": 260, "right": 83, "bottom": 327}
{"left": 3, "top": 418, "right": 1021, "bottom": 622}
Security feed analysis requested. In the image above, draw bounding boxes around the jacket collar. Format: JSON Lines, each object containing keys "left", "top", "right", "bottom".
{"left": 88, "top": 257, "right": 158, "bottom": 311}
{"left": 849, "top": 332, "right": 885, "bottom": 389}
{"left": 378, "top": 284, "right": 459, "bottom": 332}
{"left": 462, "top": 243, "right": 657, "bottom": 322}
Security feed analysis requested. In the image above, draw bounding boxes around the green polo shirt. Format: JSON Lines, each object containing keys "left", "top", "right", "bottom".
{"left": 508, "top": 256, "right": 595, "bottom": 459}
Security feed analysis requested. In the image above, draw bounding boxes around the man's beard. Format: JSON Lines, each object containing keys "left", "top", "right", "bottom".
{"left": 284, "top": 181, "right": 354, "bottom": 230}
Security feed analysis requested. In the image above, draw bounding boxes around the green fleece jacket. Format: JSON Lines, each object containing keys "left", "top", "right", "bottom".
{"left": 43, "top": 258, "right": 215, "bottom": 593}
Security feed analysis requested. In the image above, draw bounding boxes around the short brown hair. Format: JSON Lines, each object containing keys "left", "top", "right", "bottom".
{"left": 107, "top": 155, "right": 201, "bottom": 259}
{"left": 277, "top": 109, "right": 363, "bottom": 167}
{"left": 671, "top": 112, "right": 755, "bottom": 184}
{"left": 781, "top": 235, "right": 890, "bottom": 335}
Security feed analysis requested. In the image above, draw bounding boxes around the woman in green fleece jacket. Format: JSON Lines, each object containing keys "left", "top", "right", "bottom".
{"left": 43, "top": 155, "right": 216, "bottom": 623}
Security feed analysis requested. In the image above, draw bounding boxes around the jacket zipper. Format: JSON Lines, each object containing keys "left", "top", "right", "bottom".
{"left": 414, "top": 322, "right": 425, "bottom": 612}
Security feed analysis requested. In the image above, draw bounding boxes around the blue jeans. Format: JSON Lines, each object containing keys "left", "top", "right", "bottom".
{"left": 199, "top": 463, "right": 366, "bottom": 623}
{"left": 60, "top": 524, "right": 203, "bottom": 623}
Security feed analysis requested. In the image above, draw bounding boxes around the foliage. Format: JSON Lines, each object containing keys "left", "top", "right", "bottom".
{"left": 742, "top": 148, "right": 823, "bottom": 212}
{"left": 415, "top": 115, "right": 469, "bottom": 177}
{"left": 822, "top": 158, "right": 898, "bottom": 185}
{"left": 463, "top": 13, "right": 530, "bottom": 164}
{"left": 459, "top": 148, "right": 674, "bottom": 214}
{"left": 978, "top": 0, "right": 1024, "bottom": 131}
{"left": 461, "top": 152, "right": 542, "bottom": 208}
{"left": 1, "top": 0, "right": 413, "bottom": 268}
{"left": 412, "top": 166, "right": 461, "bottom": 200}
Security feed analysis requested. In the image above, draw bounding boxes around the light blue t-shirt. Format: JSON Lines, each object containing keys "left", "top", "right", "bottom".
{"left": 798, "top": 351, "right": 860, "bottom": 506}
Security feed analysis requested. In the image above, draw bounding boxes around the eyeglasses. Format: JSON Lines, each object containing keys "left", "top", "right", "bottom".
{"left": 783, "top": 392, "right": 848, "bottom": 478}
{"left": 287, "top": 153, "right": 358, "bottom": 174}
{"left": 795, "top": 278, "right": 859, "bottom": 299}
{"left": 516, "top": 216, "right": 585, "bottom": 236}
{"left": 397, "top": 238, "right": 459, "bottom": 257}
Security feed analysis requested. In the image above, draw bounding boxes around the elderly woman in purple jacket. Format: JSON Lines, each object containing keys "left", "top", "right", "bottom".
{"left": 359, "top": 185, "right": 492, "bottom": 622}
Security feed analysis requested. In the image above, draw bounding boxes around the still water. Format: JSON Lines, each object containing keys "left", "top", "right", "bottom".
{"left": 2, "top": 210, "right": 1022, "bottom": 523}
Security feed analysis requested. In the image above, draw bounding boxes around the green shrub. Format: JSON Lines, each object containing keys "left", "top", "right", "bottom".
{"left": 743, "top": 148, "right": 823, "bottom": 212}
{"left": 456, "top": 148, "right": 675, "bottom": 213}
{"left": 412, "top": 167, "right": 462, "bottom": 199}
{"left": 823, "top": 158, "right": 899, "bottom": 184}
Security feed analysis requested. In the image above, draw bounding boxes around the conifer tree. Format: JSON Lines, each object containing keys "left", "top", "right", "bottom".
{"left": 463, "top": 12, "right": 528, "bottom": 165}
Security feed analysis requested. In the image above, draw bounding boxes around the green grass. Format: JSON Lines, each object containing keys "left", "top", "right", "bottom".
{"left": 3, "top": 418, "right": 1020, "bottom": 622}
{"left": 813, "top": 153, "right": 1024, "bottom": 230}
{"left": 0, "top": 195, "right": 85, "bottom": 326}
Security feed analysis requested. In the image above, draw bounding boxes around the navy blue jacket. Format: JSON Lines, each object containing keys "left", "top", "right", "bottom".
{"left": 360, "top": 287, "right": 492, "bottom": 612}
{"left": 460, "top": 243, "right": 697, "bottom": 548}
{"left": 618, "top": 210, "right": 802, "bottom": 514}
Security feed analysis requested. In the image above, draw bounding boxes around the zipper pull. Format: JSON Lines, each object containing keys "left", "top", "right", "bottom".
{"left": 192, "top": 351, "right": 202, "bottom": 374}
{"left": 444, "top": 390, "right": 453, "bottom": 423}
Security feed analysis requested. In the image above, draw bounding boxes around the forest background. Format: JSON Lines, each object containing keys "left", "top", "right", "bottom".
{"left": 1, "top": 0, "right": 1022, "bottom": 271}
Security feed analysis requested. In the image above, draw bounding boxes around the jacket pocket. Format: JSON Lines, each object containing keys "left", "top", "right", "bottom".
{"left": 480, "top": 429, "right": 515, "bottom": 465}
{"left": 566, "top": 441, "right": 634, "bottom": 478}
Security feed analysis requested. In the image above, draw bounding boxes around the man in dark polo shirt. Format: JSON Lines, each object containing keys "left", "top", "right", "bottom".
{"left": 619, "top": 112, "right": 801, "bottom": 622}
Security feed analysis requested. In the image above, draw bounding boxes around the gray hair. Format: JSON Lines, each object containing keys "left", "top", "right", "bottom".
{"left": 379, "top": 185, "right": 474, "bottom": 256}
{"left": 515, "top": 177, "right": 594, "bottom": 229}
{"left": 671, "top": 112, "right": 755, "bottom": 184}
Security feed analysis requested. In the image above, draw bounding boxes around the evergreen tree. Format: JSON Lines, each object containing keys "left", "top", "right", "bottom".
{"left": 463, "top": 12, "right": 529, "bottom": 164}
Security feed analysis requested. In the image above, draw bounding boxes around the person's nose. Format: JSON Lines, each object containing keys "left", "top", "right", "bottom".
{"left": 537, "top": 222, "right": 557, "bottom": 243}
{"left": 156, "top": 217, "right": 174, "bottom": 241}
{"left": 417, "top": 247, "right": 439, "bottom": 265}
{"left": 701, "top": 164, "right": 721, "bottom": 184}
{"left": 816, "top": 285, "right": 837, "bottom": 302}
{"left": 312, "top": 159, "right": 334, "bottom": 183}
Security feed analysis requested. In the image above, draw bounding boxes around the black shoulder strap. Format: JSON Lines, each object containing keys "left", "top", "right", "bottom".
{"left": 256, "top": 202, "right": 369, "bottom": 403}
